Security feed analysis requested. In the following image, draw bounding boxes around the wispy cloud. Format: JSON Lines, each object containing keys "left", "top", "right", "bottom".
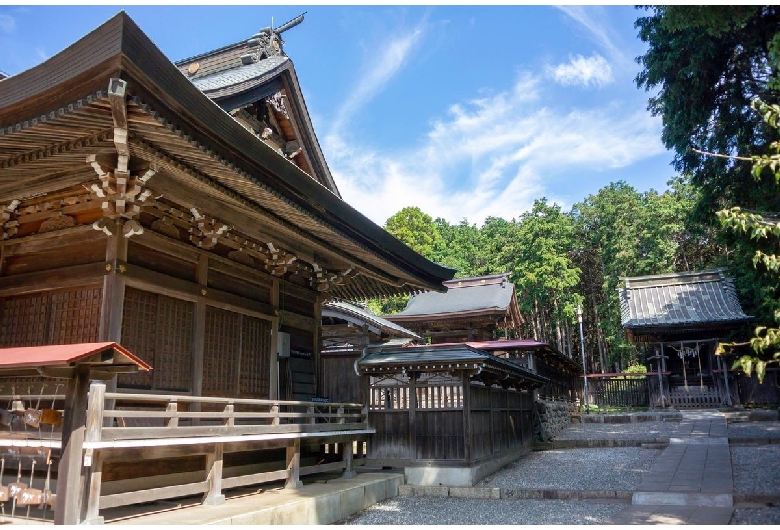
{"left": 329, "top": 70, "right": 665, "bottom": 226}
{"left": 0, "top": 14, "right": 15, "bottom": 33}
{"left": 328, "top": 24, "right": 425, "bottom": 138}
{"left": 554, "top": 5, "right": 633, "bottom": 71}
{"left": 546, "top": 54, "right": 613, "bottom": 88}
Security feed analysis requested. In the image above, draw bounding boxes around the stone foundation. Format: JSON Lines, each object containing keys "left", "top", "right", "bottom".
{"left": 534, "top": 400, "right": 572, "bottom": 442}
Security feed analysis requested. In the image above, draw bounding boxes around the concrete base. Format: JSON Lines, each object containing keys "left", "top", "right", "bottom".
{"left": 404, "top": 449, "right": 528, "bottom": 487}
{"left": 632, "top": 491, "right": 733, "bottom": 508}
{"left": 106, "top": 472, "right": 404, "bottom": 525}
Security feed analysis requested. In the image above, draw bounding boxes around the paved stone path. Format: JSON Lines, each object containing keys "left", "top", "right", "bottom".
{"left": 609, "top": 410, "right": 735, "bottom": 525}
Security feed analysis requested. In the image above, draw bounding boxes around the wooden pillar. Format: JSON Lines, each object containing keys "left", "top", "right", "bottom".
{"left": 100, "top": 231, "right": 127, "bottom": 426}
{"left": 270, "top": 279, "right": 280, "bottom": 399}
{"left": 203, "top": 444, "right": 225, "bottom": 505}
{"left": 285, "top": 439, "right": 302, "bottom": 489}
{"left": 340, "top": 440, "right": 356, "bottom": 478}
{"left": 408, "top": 371, "right": 417, "bottom": 462}
{"left": 313, "top": 294, "right": 323, "bottom": 398}
{"left": 461, "top": 371, "right": 471, "bottom": 464}
{"left": 191, "top": 254, "right": 208, "bottom": 420}
{"left": 54, "top": 367, "right": 92, "bottom": 525}
{"left": 83, "top": 382, "right": 106, "bottom": 524}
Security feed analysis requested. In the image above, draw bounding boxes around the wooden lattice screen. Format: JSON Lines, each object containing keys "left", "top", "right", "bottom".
{"left": 119, "top": 287, "right": 193, "bottom": 391}
{"left": 203, "top": 306, "right": 241, "bottom": 395}
{"left": 0, "top": 286, "right": 102, "bottom": 347}
{"left": 239, "top": 316, "right": 272, "bottom": 398}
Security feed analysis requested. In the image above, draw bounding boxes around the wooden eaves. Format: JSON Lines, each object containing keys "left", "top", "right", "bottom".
{"left": 0, "top": 12, "right": 454, "bottom": 300}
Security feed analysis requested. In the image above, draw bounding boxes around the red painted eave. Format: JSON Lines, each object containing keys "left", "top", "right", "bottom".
{"left": 0, "top": 342, "right": 151, "bottom": 371}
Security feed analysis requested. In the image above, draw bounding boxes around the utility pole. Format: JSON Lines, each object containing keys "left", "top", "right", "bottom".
{"left": 576, "top": 305, "right": 589, "bottom": 413}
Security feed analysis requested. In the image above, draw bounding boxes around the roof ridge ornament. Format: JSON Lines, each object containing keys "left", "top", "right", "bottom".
{"left": 245, "top": 12, "right": 306, "bottom": 62}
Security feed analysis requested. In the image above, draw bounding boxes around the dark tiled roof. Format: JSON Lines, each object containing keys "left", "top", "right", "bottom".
{"left": 391, "top": 274, "right": 514, "bottom": 317}
{"left": 322, "top": 301, "right": 419, "bottom": 339}
{"left": 358, "top": 343, "right": 548, "bottom": 385}
{"left": 192, "top": 56, "right": 289, "bottom": 94}
{"left": 618, "top": 268, "right": 752, "bottom": 329}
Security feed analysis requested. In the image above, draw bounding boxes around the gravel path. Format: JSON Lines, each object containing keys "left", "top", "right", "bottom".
{"left": 476, "top": 447, "right": 661, "bottom": 490}
{"left": 342, "top": 497, "right": 624, "bottom": 525}
{"left": 556, "top": 420, "right": 678, "bottom": 441}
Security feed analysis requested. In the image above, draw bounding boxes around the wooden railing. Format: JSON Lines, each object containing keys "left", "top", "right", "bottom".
{"left": 2, "top": 383, "right": 373, "bottom": 524}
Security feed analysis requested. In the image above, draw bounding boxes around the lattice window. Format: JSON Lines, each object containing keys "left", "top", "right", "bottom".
{"left": 119, "top": 288, "right": 158, "bottom": 388}
{"left": 239, "top": 316, "right": 271, "bottom": 398}
{"left": 0, "top": 293, "right": 49, "bottom": 347}
{"left": 154, "top": 295, "right": 194, "bottom": 392}
{"left": 50, "top": 287, "right": 102, "bottom": 344}
{"left": 119, "top": 288, "right": 194, "bottom": 391}
{"left": 203, "top": 307, "right": 240, "bottom": 395}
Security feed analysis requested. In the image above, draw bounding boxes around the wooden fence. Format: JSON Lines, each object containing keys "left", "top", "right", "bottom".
{"left": 0, "top": 383, "right": 372, "bottom": 524}
{"left": 366, "top": 373, "right": 534, "bottom": 468}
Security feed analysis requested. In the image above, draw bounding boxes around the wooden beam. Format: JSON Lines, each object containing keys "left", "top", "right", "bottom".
{"left": 0, "top": 261, "right": 106, "bottom": 296}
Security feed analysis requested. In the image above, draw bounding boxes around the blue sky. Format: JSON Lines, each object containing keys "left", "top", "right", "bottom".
{"left": 0, "top": 4, "right": 674, "bottom": 226}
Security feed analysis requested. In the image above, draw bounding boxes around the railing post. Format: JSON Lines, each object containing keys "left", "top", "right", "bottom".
{"left": 224, "top": 403, "right": 234, "bottom": 427}
{"left": 341, "top": 440, "right": 356, "bottom": 478}
{"left": 338, "top": 406, "right": 345, "bottom": 425}
{"left": 285, "top": 439, "right": 302, "bottom": 489}
{"left": 166, "top": 401, "right": 178, "bottom": 428}
{"left": 271, "top": 403, "right": 280, "bottom": 426}
{"left": 203, "top": 443, "right": 225, "bottom": 505}
{"left": 307, "top": 405, "right": 316, "bottom": 425}
{"left": 82, "top": 382, "right": 106, "bottom": 524}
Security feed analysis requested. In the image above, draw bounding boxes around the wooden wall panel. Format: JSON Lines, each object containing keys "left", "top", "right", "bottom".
{"left": 202, "top": 306, "right": 241, "bottom": 395}
{"left": 127, "top": 240, "right": 197, "bottom": 283}
{"left": 239, "top": 316, "right": 271, "bottom": 398}
{"left": 2, "top": 238, "right": 106, "bottom": 276}
{"left": 0, "top": 292, "right": 49, "bottom": 347}
{"left": 119, "top": 288, "right": 158, "bottom": 389}
{"left": 49, "top": 286, "right": 102, "bottom": 344}
{"left": 0, "top": 285, "right": 102, "bottom": 347}
{"left": 154, "top": 295, "right": 194, "bottom": 392}
{"left": 119, "top": 287, "right": 195, "bottom": 392}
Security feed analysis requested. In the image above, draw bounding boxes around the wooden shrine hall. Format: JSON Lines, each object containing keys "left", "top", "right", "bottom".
{"left": 0, "top": 12, "right": 454, "bottom": 524}
{"left": 618, "top": 269, "right": 754, "bottom": 408}
{"left": 385, "top": 273, "right": 523, "bottom": 343}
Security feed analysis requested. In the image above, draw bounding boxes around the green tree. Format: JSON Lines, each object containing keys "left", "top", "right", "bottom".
{"left": 384, "top": 206, "right": 442, "bottom": 259}
{"left": 635, "top": 5, "right": 780, "bottom": 323}
{"left": 506, "top": 199, "right": 581, "bottom": 354}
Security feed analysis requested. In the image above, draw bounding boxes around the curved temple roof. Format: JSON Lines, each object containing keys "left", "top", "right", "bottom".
{"left": 618, "top": 268, "right": 752, "bottom": 330}
{"left": 0, "top": 12, "right": 455, "bottom": 299}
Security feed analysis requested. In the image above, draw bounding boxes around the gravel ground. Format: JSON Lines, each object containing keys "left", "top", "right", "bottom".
{"left": 555, "top": 420, "right": 678, "bottom": 441}
{"left": 341, "top": 497, "right": 624, "bottom": 525}
{"left": 476, "top": 447, "right": 661, "bottom": 490}
{"left": 732, "top": 444, "right": 780, "bottom": 495}
{"left": 728, "top": 420, "right": 780, "bottom": 439}
{"left": 341, "top": 420, "right": 780, "bottom": 525}
{"left": 732, "top": 508, "right": 780, "bottom": 525}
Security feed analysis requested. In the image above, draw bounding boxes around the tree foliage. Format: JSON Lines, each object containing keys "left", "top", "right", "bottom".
{"left": 716, "top": 99, "right": 780, "bottom": 383}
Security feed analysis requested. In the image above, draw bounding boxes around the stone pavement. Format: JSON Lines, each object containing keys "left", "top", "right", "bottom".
{"left": 608, "top": 409, "right": 735, "bottom": 525}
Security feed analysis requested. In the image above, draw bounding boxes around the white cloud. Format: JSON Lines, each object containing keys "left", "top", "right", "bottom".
{"left": 329, "top": 71, "right": 665, "bottom": 227}
{"left": 0, "top": 14, "right": 15, "bottom": 33}
{"left": 554, "top": 5, "right": 634, "bottom": 71}
{"left": 328, "top": 25, "right": 424, "bottom": 138}
{"left": 546, "top": 54, "right": 613, "bottom": 88}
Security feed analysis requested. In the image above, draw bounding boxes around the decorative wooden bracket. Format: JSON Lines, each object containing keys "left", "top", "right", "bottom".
{"left": 86, "top": 79, "right": 155, "bottom": 238}
{"left": 264, "top": 242, "right": 297, "bottom": 276}
{"left": 189, "top": 209, "right": 231, "bottom": 249}
{"left": 0, "top": 199, "right": 20, "bottom": 239}
{"left": 310, "top": 263, "right": 357, "bottom": 292}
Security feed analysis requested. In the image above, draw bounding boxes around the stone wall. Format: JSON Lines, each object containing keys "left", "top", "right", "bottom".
{"left": 533, "top": 400, "right": 571, "bottom": 442}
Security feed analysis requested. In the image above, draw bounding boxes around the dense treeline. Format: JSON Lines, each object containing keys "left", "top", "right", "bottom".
{"left": 375, "top": 175, "right": 721, "bottom": 373}
{"left": 366, "top": 6, "right": 780, "bottom": 375}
